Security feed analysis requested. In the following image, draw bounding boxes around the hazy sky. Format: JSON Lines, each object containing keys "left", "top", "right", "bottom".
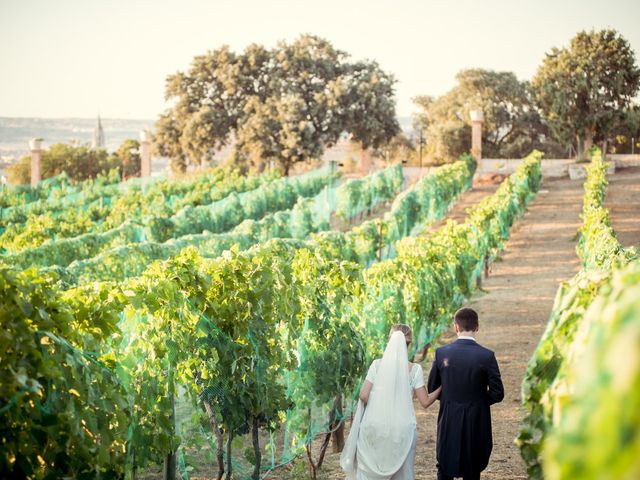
{"left": 1, "top": 0, "right": 639, "bottom": 120}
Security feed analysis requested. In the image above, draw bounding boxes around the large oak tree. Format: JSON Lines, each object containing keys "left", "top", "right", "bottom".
{"left": 155, "top": 35, "right": 399, "bottom": 174}
{"left": 532, "top": 29, "right": 640, "bottom": 158}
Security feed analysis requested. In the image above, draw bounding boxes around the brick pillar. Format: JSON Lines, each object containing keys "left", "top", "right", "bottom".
{"left": 140, "top": 129, "right": 152, "bottom": 177}
{"left": 470, "top": 110, "right": 483, "bottom": 161}
{"left": 29, "top": 138, "right": 43, "bottom": 186}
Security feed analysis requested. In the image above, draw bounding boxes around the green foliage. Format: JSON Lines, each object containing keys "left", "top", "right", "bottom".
{"left": 609, "top": 107, "right": 640, "bottom": 154}
{"left": 313, "top": 154, "right": 478, "bottom": 265}
{"left": 5, "top": 137, "right": 143, "bottom": 188}
{"left": 4, "top": 221, "right": 146, "bottom": 269}
{"left": 1, "top": 169, "right": 120, "bottom": 226}
{"left": 236, "top": 94, "right": 326, "bottom": 176}
{"left": 577, "top": 149, "right": 626, "bottom": 269}
{"left": 102, "top": 168, "right": 271, "bottom": 235}
{"left": 49, "top": 195, "right": 332, "bottom": 286}
{"left": 1, "top": 209, "right": 98, "bottom": 253}
{"left": 413, "top": 69, "right": 562, "bottom": 162}
{"left": 356, "top": 152, "right": 541, "bottom": 358}
{"left": 532, "top": 29, "right": 640, "bottom": 157}
{"left": 338, "top": 60, "right": 400, "bottom": 150}
{"left": 0, "top": 169, "right": 120, "bottom": 219}
{"left": 542, "top": 258, "right": 640, "bottom": 480}
{"left": 0, "top": 266, "right": 129, "bottom": 479}
{"left": 7, "top": 143, "right": 118, "bottom": 185}
{"left": 0, "top": 150, "right": 547, "bottom": 479}
{"left": 0, "top": 172, "right": 72, "bottom": 209}
{"left": 518, "top": 148, "right": 638, "bottom": 479}
{"left": 335, "top": 164, "right": 404, "bottom": 220}
{"left": 3, "top": 166, "right": 335, "bottom": 268}
{"left": 112, "top": 138, "right": 142, "bottom": 179}
{"left": 157, "top": 167, "right": 333, "bottom": 242}
{"left": 0, "top": 167, "right": 260, "bottom": 250}
{"left": 156, "top": 34, "right": 399, "bottom": 173}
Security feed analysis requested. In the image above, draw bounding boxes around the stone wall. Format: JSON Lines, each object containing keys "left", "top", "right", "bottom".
{"left": 610, "top": 154, "right": 640, "bottom": 168}
{"left": 479, "top": 155, "right": 640, "bottom": 179}
{"left": 478, "top": 158, "right": 573, "bottom": 178}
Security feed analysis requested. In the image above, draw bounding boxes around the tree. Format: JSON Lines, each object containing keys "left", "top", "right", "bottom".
{"left": 154, "top": 112, "right": 189, "bottom": 173}
{"left": 532, "top": 29, "right": 640, "bottom": 159}
{"left": 375, "top": 133, "right": 415, "bottom": 165}
{"left": 112, "top": 139, "right": 141, "bottom": 179}
{"left": 413, "top": 69, "right": 560, "bottom": 163}
{"left": 236, "top": 95, "right": 325, "bottom": 176}
{"left": 338, "top": 61, "right": 400, "bottom": 169}
{"left": 7, "top": 143, "right": 116, "bottom": 184}
{"left": 155, "top": 35, "right": 400, "bottom": 174}
{"left": 234, "top": 36, "right": 349, "bottom": 175}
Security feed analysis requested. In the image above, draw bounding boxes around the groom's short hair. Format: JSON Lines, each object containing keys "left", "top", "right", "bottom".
{"left": 454, "top": 308, "right": 479, "bottom": 331}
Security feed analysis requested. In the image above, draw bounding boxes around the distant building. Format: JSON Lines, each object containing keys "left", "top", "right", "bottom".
{"left": 91, "top": 115, "right": 105, "bottom": 149}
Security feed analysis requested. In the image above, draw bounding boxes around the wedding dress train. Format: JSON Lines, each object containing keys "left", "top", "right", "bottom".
{"left": 341, "top": 332, "right": 424, "bottom": 480}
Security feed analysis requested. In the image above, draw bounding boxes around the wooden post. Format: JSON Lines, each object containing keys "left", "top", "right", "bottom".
{"left": 140, "top": 129, "right": 152, "bottom": 177}
{"left": 29, "top": 138, "right": 43, "bottom": 186}
{"left": 484, "top": 254, "right": 490, "bottom": 278}
{"left": 163, "top": 391, "right": 176, "bottom": 480}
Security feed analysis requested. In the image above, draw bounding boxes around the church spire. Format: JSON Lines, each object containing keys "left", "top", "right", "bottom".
{"left": 92, "top": 115, "right": 105, "bottom": 149}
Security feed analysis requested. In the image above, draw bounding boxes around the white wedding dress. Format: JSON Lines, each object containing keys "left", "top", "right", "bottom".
{"left": 341, "top": 332, "right": 425, "bottom": 480}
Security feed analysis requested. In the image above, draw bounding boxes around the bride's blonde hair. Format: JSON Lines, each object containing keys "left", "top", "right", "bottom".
{"left": 390, "top": 324, "right": 412, "bottom": 344}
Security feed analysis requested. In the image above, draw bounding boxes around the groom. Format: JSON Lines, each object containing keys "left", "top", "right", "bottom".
{"left": 427, "top": 307, "right": 504, "bottom": 480}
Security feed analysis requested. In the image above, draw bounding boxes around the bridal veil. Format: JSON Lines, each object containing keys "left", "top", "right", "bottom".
{"left": 341, "top": 331, "right": 417, "bottom": 479}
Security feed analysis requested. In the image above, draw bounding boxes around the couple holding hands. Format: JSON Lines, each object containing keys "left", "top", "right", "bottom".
{"left": 341, "top": 308, "right": 504, "bottom": 480}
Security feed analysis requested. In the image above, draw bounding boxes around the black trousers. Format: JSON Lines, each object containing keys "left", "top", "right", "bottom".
{"left": 437, "top": 470, "right": 480, "bottom": 480}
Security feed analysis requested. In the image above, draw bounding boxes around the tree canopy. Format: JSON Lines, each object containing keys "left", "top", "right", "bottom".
{"left": 413, "top": 69, "right": 560, "bottom": 163}
{"left": 532, "top": 29, "right": 640, "bottom": 158}
{"left": 155, "top": 35, "right": 400, "bottom": 174}
{"left": 609, "top": 106, "right": 640, "bottom": 154}
{"left": 7, "top": 141, "right": 141, "bottom": 185}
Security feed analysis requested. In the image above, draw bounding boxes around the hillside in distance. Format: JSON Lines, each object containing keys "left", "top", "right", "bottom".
{"left": 0, "top": 116, "right": 415, "bottom": 163}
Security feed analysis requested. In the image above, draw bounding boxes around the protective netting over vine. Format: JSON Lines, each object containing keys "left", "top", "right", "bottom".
{"left": 2, "top": 166, "right": 334, "bottom": 268}
{"left": 0, "top": 168, "right": 274, "bottom": 254}
{"left": 334, "top": 164, "right": 404, "bottom": 221}
{"left": 46, "top": 185, "right": 338, "bottom": 286}
{"left": 1, "top": 169, "right": 124, "bottom": 222}
{"left": 1, "top": 171, "right": 79, "bottom": 210}
{"left": 518, "top": 150, "right": 640, "bottom": 480}
{"left": 1, "top": 153, "right": 544, "bottom": 480}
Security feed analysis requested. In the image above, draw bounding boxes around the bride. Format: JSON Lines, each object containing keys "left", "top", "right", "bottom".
{"left": 341, "top": 324, "right": 441, "bottom": 480}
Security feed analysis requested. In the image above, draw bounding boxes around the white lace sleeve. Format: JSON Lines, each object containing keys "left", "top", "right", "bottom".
{"left": 412, "top": 364, "right": 425, "bottom": 389}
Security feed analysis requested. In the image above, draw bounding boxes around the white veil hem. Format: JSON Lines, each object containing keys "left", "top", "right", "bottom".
{"left": 341, "top": 331, "right": 416, "bottom": 479}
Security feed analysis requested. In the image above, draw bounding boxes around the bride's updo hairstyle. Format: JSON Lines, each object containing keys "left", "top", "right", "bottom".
{"left": 390, "top": 324, "right": 412, "bottom": 346}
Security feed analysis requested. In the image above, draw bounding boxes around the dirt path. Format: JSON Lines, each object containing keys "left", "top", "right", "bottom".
{"left": 605, "top": 166, "right": 640, "bottom": 248}
{"left": 434, "top": 176, "right": 584, "bottom": 479}
{"left": 316, "top": 175, "right": 585, "bottom": 480}
{"left": 428, "top": 181, "right": 501, "bottom": 231}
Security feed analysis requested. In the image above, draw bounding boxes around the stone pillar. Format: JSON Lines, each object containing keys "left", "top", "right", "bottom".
{"left": 139, "top": 129, "right": 152, "bottom": 177}
{"left": 29, "top": 138, "right": 43, "bottom": 186}
{"left": 470, "top": 110, "right": 483, "bottom": 161}
{"left": 360, "top": 143, "right": 372, "bottom": 175}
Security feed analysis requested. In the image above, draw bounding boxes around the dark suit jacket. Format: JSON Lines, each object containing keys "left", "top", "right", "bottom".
{"left": 427, "top": 338, "right": 504, "bottom": 477}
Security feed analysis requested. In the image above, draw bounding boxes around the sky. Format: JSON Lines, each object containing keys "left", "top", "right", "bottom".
{"left": 1, "top": 0, "right": 639, "bottom": 121}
